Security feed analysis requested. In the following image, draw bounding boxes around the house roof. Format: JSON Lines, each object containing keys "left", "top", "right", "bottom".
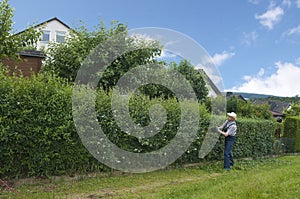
{"left": 18, "top": 50, "right": 45, "bottom": 58}
{"left": 252, "top": 99, "right": 291, "bottom": 117}
{"left": 226, "top": 92, "right": 247, "bottom": 102}
{"left": 270, "top": 111, "right": 285, "bottom": 117}
{"left": 15, "top": 17, "right": 71, "bottom": 35}
{"left": 269, "top": 101, "right": 291, "bottom": 114}
{"left": 252, "top": 99, "right": 267, "bottom": 106}
{"left": 197, "top": 69, "right": 222, "bottom": 96}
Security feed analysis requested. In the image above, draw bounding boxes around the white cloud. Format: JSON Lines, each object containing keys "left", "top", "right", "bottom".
{"left": 282, "top": 0, "right": 292, "bottom": 8}
{"left": 211, "top": 51, "right": 235, "bottom": 67}
{"left": 241, "top": 31, "right": 258, "bottom": 46}
{"left": 255, "top": 5, "right": 284, "bottom": 30}
{"left": 156, "top": 50, "right": 177, "bottom": 59}
{"left": 243, "top": 75, "right": 252, "bottom": 81}
{"left": 129, "top": 33, "right": 156, "bottom": 42}
{"left": 248, "top": 0, "right": 260, "bottom": 5}
{"left": 257, "top": 68, "right": 265, "bottom": 76}
{"left": 195, "top": 50, "right": 235, "bottom": 91}
{"left": 296, "top": 57, "right": 300, "bottom": 65}
{"left": 231, "top": 61, "right": 300, "bottom": 97}
{"left": 282, "top": 25, "right": 300, "bottom": 37}
{"left": 296, "top": 0, "right": 300, "bottom": 8}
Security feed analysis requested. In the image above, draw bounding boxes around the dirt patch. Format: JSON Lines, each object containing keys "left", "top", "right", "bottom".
{"left": 67, "top": 173, "right": 221, "bottom": 199}
{"left": 87, "top": 190, "right": 118, "bottom": 199}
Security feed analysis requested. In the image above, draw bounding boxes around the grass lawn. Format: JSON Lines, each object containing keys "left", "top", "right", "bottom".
{"left": 1, "top": 155, "right": 299, "bottom": 199}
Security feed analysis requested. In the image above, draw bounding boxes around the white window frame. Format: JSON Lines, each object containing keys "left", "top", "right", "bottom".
{"left": 56, "top": 31, "right": 66, "bottom": 43}
{"left": 41, "top": 30, "right": 50, "bottom": 42}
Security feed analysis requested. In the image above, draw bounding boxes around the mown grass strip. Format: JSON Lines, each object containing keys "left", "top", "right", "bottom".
{"left": 0, "top": 155, "right": 299, "bottom": 199}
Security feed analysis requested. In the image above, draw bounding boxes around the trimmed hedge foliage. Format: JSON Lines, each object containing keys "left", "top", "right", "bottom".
{"left": 233, "top": 118, "right": 275, "bottom": 158}
{"left": 283, "top": 116, "right": 300, "bottom": 152}
{"left": 0, "top": 69, "right": 276, "bottom": 178}
{"left": 177, "top": 117, "right": 275, "bottom": 164}
{"left": 0, "top": 71, "right": 102, "bottom": 178}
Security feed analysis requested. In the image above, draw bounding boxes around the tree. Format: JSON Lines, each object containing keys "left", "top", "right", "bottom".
{"left": 42, "top": 19, "right": 209, "bottom": 103}
{"left": 285, "top": 103, "right": 300, "bottom": 117}
{"left": 0, "top": 0, "right": 40, "bottom": 59}
{"left": 172, "top": 60, "right": 208, "bottom": 102}
{"left": 42, "top": 20, "right": 162, "bottom": 85}
{"left": 226, "top": 95, "right": 238, "bottom": 113}
{"left": 224, "top": 96, "right": 272, "bottom": 119}
{"left": 135, "top": 60, "right": 208, "bottom": 102}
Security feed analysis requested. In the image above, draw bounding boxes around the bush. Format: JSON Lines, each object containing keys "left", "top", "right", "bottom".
{"left": 0, "top": 69, "right": 276, "bottom": 177}
{"left": 283, "top": 116, "right": 300, "bottom": 152}
{"left": 0, "top": 70, "right": 103, "bottom": 178}
{"left": 175, "top": 117, "right": 275, "bottom": 164}
{"left": 233, "top": 118, "right": 275, "bottom": 158}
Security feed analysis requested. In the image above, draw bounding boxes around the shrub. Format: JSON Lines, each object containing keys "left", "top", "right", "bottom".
{"left": 282, "top": 116, "right": 300, "bottom": 152}
{"left": 234, "top": 118, "right": 275, "bottom": 158}
{"left": 0, "top": 70, "right": 103, "bottom": 178}
{"left": 0, "top": 69, "right": 276, "bottom": 177}
{"left": 176, "top": 117, "right": 275, "bottom": 164}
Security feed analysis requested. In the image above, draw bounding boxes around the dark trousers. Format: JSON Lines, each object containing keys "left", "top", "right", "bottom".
{"left": 224, "top": 136, "right": 236, "bottom": 170}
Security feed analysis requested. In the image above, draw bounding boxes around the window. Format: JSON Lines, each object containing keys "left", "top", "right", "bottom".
{"left": 41, "top": 30, "right": 50, "bottom": 42}
{"left": 56, "top": 31, "right": 66, "bottom": 43}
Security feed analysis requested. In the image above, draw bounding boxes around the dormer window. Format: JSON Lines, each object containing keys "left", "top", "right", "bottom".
{"left": 56, "top": 31, "right": 66, "bottom": 43}
{"left": 41, "top": 30, "right": 50, "bottom": 42}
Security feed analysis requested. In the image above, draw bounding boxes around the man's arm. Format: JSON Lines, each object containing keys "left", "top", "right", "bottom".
{"left": 218, "top": 129, "right": 229, "bottom": 137}
{"left": 219, "top": 125, "right": 236, "bottom": 137}
{"left": 218, "top": 121, "right": 227, "bottom": 131}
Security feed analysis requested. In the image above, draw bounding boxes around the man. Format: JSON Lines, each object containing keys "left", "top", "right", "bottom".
{"left": 218, "top": 112, "right": 237, "bottom": 170}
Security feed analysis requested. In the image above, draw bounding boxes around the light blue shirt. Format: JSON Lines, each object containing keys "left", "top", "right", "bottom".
{"left": 219, "top": 120, "right": 237, "bottom": 136}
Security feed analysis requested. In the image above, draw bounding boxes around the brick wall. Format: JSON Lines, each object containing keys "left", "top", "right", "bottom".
{"left": 2, "top": 55, "right": 43, "bottom": 77}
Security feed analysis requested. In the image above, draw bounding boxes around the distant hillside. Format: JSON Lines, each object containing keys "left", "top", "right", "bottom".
{"left": 231, "top": 92, "right": 300, "bottom": 103}
{"left": 232, "top": 92, "right": 274, "bottom": 99}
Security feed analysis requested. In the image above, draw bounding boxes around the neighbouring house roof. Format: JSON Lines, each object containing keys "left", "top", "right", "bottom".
{"left": 14, "top": 17, "right": 73, "bottom": 51}
{"left": 198, "top": 69, "right": 222, "bottom": 96}
{"left": 271, "top": 111, "right": 285, "bottom": 117}
{"left": 226, "top": 92, "right": 247, "bottom": 102}
{"left": 15, "top": 17, "right": 72, "bottom": 35}
{"left": 251, "top": 99, "right": 266, "bottom": 106}
{"left": 18, "top": 50, "right": 45, "bottom": 58}
{"left": 269, "top": 101, "right": 291, "bottom": 115}
{"left": 252, "top": 99, "right": 291, "bottom": 117}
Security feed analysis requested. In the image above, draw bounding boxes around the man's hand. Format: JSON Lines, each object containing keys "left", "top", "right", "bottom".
{"left": 219, "top": 130, "right": 229, "bottom": 137}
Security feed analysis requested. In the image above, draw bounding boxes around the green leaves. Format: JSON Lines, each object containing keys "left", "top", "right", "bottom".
{"left": 0, "top": 65, "right": 276, "bottom": 178}
{"left": 282, "top": 116, "right": 300, "bottom": 152}
{"left": 235, "top": 119, "right": 275, "bottom": 158}
{"left": 224, "top": 95, "right": 273, "bottom": 119}
{"left": 42, "top": 20, "right": 161, "bottom": 85}
{"left": 285, "top": 103, "right": 300, "bottom": 117}
{"left": 0, "top": 0, "right": 41, "bottom": 59}
{"left": 0, "top": 69, "right": 99, "bottom": 178}
{"left": 173, "top": 60, "right": 208, "bottom": 102}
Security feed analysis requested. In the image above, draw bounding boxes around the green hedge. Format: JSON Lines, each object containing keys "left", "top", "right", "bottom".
{"left": 283, "top": 116, "right": 300, "bottom": 152}
{"left": 0, "top": 71, "right": 102, "bottom": 178}
{"left": 234, "top": 118, "right": 275, "bottom": 158}
{"left": 176, "top": 117, "right": 275, "bottom": 164}
{"left": 0, "top": 69, "right": 276, "bottom": 178}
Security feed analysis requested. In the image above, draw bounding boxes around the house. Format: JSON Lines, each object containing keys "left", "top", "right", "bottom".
{"left": 1, "top": 17, "right": 71, "bottom": 77}
{"left": 269, "top": 101, "right": 291, "bottom": 118}
{"left": 252, "top": 99, "right": 291, "bottom": 118}
{"left": 15, "top": 17, "right": 72, "bottom": 50}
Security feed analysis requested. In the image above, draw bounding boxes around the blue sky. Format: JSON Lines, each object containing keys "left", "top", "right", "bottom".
{"left": 9, "top": 0, "right": 300, "bottom": 97}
